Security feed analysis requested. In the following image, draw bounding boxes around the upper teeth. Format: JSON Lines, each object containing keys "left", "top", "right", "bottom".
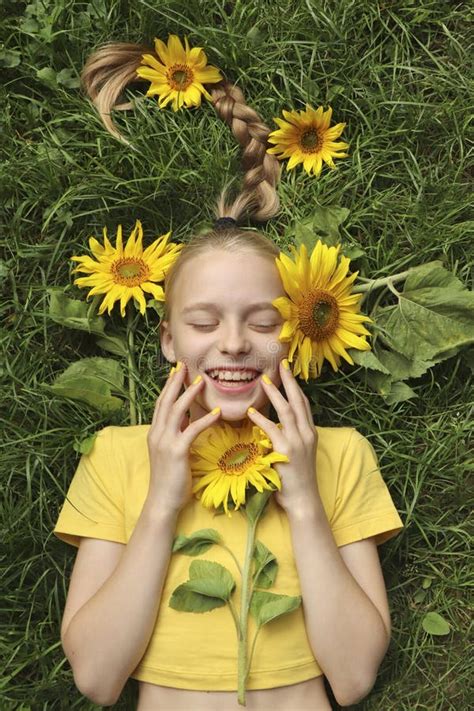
{"left": 208, "top": 369, "right": 257, "bottom": 381}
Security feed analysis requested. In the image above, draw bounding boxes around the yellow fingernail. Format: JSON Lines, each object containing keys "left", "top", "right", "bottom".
{"left": 193, "top": 374, "right": 202, "bottom": 385}
{"left": 211, "top": 407, "right": 221, "bottom": 415}
{"left": 169, "top": 366, "right": 176, "bottom": 376}
{"left": 262, "top": 374, "right": 272, "bottom": 385}
{"left": 282, "top": 358, "right": 290, "bottom": 370}
{"left": 175, "top": 361, "right": 183, "bottom": 372}
{"left": 248, "top": 407, "right": 257, "bottom": 415}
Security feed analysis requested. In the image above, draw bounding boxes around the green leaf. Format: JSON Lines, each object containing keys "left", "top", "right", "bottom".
{"left": 244, "top": 489, "right": 273, "bottom": 525}
{"left": 47, "top": 288, "right": 106, "bottom": 333}
{"left": 375, "top": 262, "right": 474, "bottom": 364}
{"left": 146, "top": 299, "right": 166, "bottom": 320}
{"left": 0, "top": 49, "right": 21, "bottom": 68}
{"left": 374, "top": 346, "right": 435, "bottom": 380}
{"left": 249, "top": 590, "right": 302, "bottom": 627}
{"left": 343, "top": 245, "right": 366, "bottom": 261}
{"left": 47, "top": 289, "right": 127, "bottom": 356}
{"left": 384, "top": 381, "right": 417, "bottom": 405}
{"left": 56, "top": 68, "right": 80, "bottom": 89}
{"left": 365, "top": 371, "right": 417, "bottom": 404}
{"left": 252, "top": 541, "right": 278, "bottom": 589}
{"left": 310, "top": 205, "right": 350, "bottom": 242}
{"left": 168, "top": 583, "right": 228, "bottom": 613}
{"left": 350, "top": 349, "right": 391, "bottom": 374}
{"left": 169, "top": 560, "right": 236, "bottom": 613}
{"left": 73, "top": 432, "right": 98, "bottom": 455}
{"left": 39, "top": 357, "right": 125, "bottom": 413}
{"left": 36, "top": 67, "right": 57, "bottom": 84}
{"left": 94, "top": 335, "right": 128, "bottom": 357}
{"left": 172, "top": 529, "right": 222, "bottom": 556}
{"left": 422, "top": 611, "right": 451, "bottom": 636}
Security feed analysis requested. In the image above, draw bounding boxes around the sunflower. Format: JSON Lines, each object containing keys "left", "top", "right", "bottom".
{"left": 136, "top": 35, "right": 223, "bottom": 111}
{"left": 272, "top": 241, "right": 372, "bottom": 381}
{"left": 70, "top": 220, "right": 183, "bottom": 317}
{"left": 267, "top": 105, "right": 349, "bottom": 176}
{"left": 190, "top": 422, "right": 289, "bottom": 517}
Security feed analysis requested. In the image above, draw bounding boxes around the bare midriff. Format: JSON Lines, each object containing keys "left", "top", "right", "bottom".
{"left": 137, "top": 675, "right": 332, "bottom": 710}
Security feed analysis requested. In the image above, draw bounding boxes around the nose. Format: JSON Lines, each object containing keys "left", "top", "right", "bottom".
{"left": 218, "top": 321, "right": 251, "bottom": 355}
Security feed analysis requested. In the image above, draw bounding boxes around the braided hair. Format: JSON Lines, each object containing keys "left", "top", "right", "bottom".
{"left": 81, "top": 42, "right": 281, "bottom": 223}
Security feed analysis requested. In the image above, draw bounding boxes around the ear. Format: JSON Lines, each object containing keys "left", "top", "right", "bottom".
{"left": 159, "top": 319, "right": 176, "bottom": 363}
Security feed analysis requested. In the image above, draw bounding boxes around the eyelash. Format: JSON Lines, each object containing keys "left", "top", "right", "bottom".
{"left": 190, "top": 324, "right": 278, "bottom": 331}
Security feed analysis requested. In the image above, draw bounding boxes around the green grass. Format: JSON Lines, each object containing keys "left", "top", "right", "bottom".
{"left": 1, "top": 1, "right": 472, "bottom": 709}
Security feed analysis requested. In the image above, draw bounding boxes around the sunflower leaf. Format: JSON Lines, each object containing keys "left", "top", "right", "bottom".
{"left": 365, "top": 371, "right": 418, "bottom": 404}
{"left": 46, "top": 289, "right": 127, "bottom": 355}
{"left": 292, "top": 205, "right": 350, "bottom": 251}
{"left": 244, "top": 490, "right": 273, "bottom": 525}
{"left": 375, "top": 262, "right": 474, "bottom": 364}
{"left": 349, "top": 349, "right": 391, "bottom": 374}
{"left": 47, "top": 288, "right": 105, "bottom": 334}
{"left": 249, "top": 590, "right": 301, "bottom": 627}
{"left": 39, "top": 357, "right": 125, "bottom": 413}
{"left": 172, "top": 528, "right": 222, "bottom": 556}
{"left": 252, "top": 540, "right": 278, "bottom": 589}
{"left": 168, "top": 584, "right": 228, "bottom": 613}
{"left": 168, "top": 559, "right": 236, "bottom": 612}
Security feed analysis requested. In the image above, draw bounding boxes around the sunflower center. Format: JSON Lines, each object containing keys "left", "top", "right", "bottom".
{"left": 219, "top": 443, "right": 258, "bottom": 474}
{"left": 300, "top": 129, "right": 322, "bottom": 153}
{"left": 168, "top": 64, "right": 194, "bottom": 90}
{"left": 298, "top": 289, "right": 339, "bottom": 341}
{"left": 113, "top": 258, "right": 150, "bottom": 286}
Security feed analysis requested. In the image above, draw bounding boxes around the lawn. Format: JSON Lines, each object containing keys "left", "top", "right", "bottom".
{"left": 1, "top": 1, "right": 472, "bottom": 709}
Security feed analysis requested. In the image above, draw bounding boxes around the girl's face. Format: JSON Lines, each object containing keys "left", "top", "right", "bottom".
{"left": 160, "top": 249, "right": 290, "bottom": 428}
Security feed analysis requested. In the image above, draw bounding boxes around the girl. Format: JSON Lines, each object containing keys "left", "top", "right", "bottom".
{"left": 53, "top": 39, "right": 404, "bottom": 710}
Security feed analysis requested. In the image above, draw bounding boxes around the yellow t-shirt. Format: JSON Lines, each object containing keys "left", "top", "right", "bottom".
{"left": 53, "top": 424, "right": 404, "bottom": 691}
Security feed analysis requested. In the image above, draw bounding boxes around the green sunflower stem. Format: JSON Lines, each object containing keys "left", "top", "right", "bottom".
{"left": 126, "top": 303, "right": 139, "bottom": 426}
{"left": 237, "top": 516, "right": 259, "bottom": 706}
{"left": 352, "top": 269, "right": 412, "bottom": 294}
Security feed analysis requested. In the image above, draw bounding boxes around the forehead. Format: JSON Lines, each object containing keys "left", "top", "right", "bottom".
{"left": 175, "top": 250, "right": 285, "bottom": 311}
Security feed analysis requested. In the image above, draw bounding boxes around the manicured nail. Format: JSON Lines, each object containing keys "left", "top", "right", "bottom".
{"left": 175, "top": 361, "right": 183, "bottom": 372}
{"left": 169, "top": 366, "right": 176, "bottom": 376}
{"left": 247, "top": 407, "right": 257, "bottom": 415}
{"left": 192, "top": 374, "right": 203, "bottom": 385}
{"left": 211, "top": 407, "right": 221, "bottom": 415}
{"left": 262, "top": 374, "right": 272, "bottom": 385}
{"left": 282, "top": 358, "right": 290, "bottom": 370}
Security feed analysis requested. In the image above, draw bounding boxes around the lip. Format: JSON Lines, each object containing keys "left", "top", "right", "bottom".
{"left": 203, "top": 371, "right": 260, "bottom": 395}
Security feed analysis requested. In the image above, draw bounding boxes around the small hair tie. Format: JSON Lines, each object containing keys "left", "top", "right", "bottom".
{"left": 213, "top": 217, "right": 238, "bottom": 230}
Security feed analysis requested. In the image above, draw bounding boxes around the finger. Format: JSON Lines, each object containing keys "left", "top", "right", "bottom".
{"left": 168, "top": 374, "right": 214, "bottom": 434}
{"left": 152, "top": 361, "right": 189, "bottom": 430}
{"left": 180, "top": 406, "right": 222, "bottom": 448}
{"left": 247, "top": 407, "right": 286, "bottom": 451}
{"left": 151, "top": 364, "right": 180, "bottom": 427}
{"left": 279, "top": 360, "right": 315, "bottom": 435}
{"left": 260, "top": 371, "right": 300, "bottom": 438}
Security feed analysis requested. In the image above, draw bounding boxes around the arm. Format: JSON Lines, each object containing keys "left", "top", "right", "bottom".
{"left": 62, "top": 498, "right": 179, "bottom": 706}
{"left": 286, "top": 500, "right": 390, "bottom": 707}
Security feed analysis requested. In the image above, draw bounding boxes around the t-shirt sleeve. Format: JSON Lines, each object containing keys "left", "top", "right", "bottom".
{"left": 330, "top": 428, "right": 404, "bottom": 547}
{"left": 53, "top": 426, "right": 127, "bottom": 549}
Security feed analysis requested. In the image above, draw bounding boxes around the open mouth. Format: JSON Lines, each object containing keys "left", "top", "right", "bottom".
{"left": 203, "top": 369, "right": 262, "bottom": 391}
{"left": 205, "top": 369, "right": 261, "bottom": 384}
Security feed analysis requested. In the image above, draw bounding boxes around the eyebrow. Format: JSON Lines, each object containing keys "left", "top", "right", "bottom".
{"left": 181, "top": 301, "right": 278, "bottom": 316}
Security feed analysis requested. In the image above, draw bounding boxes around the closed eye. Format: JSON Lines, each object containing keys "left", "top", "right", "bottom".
{"left": 190, "top": 324, "right": 278, "bottom": 331}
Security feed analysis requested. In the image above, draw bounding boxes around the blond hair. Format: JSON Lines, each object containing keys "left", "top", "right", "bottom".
{"left": 81, "top": 41, "right": 281, "bottom": 223}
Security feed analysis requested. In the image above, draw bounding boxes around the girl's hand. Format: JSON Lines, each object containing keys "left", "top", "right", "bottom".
{"left": 147, "top": 362, "right": 221, "bottom": 515}
{"left": 247, "top": 359, "right": 319, "bottom": 515}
